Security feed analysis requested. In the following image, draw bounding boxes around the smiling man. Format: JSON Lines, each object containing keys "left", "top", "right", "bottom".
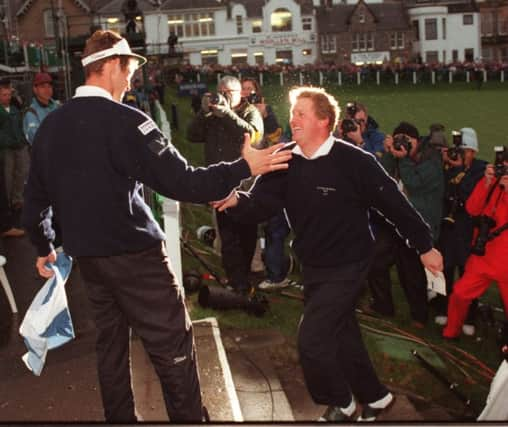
{"left": 214, "top": 86, "right": 443, "bottom": 422}
{"left": 22, "top": 30, "right": 291, "bottom": 423}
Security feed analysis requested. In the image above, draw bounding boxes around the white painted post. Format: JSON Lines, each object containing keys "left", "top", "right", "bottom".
{"left": 162, "top": 199, "right": 183, "bottom": 287}
{"left": 376, "top": 70, "right": 380, "bottom": 85}
{"left": 280, "top": 72, "right": 283, "bottom": 87}
{"left": 449, "top": 70, "right": 453, "bottom": 83}
{"left": 238, "top": 72, "right": 242, "bottom": 81}
{"left": 319, "top": 71, "right": 323, "bottom": 86}
{"left": 299, "top": 72, "right": 303, "bottom": 86}
{"left": 260, "top": 72, "right": 264, "bottom": 86}
{"left": 432, "top": 71, "right": 436, "bottom": 85}
{"left": 197, "top": 72, "right": 200, "bottom": 83}
{"left": 483, "top": 69, "right": 487, "bottom": 82}
{"left": 395, "top": 72, "right": 399, "bottom": 85}
{"left": 466, "top": 71, "right": 470, "bottom": 83}
{"left": 338, "top": 71, "right": 342, "bottom": 86}
{"left": 357, "top": 71, "right": 361, "bottom": 85}
{"left": 501, "top": 70, "right": 505, "bottom": 83}
{"left": 217, "top": 73, "right": 221, "bottom": 86}
{"left": 413, "top": 71, "right": 417, "bottom": 84}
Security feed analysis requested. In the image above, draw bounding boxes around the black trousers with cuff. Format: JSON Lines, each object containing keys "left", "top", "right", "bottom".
{"left": 298, "top": 260, "right": 389, "bottom": 408}
{"left": 78, "top": 242, "right": 203, "bottom": 423}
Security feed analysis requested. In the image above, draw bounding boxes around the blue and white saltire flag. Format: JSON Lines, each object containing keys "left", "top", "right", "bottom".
{"left": 19, "top": 253, "right": 74, "bottom": 376}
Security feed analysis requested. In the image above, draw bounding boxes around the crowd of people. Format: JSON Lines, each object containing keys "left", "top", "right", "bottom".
{"left": 0, "top": 28, "right": 506, "bottom": 422}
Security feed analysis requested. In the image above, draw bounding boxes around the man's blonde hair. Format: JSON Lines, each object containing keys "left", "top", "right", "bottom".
{"left": 82, "top": 30, "right": 131, "bottom": 78}
{"left": 289, "top": 87, "right": 340, "bottom": 133}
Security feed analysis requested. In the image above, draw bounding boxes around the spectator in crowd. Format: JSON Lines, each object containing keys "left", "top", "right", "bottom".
{"left": 22, "top": 30, "right": 290, "bottom": 423}
{"left": 368, "top": 122, "right": 444, "bottom": 326}
{"left": 435, "top": 128, "right": 487, "bottom": 335}
{"left": 241, "top": 77, "right": 292, "bottom": 290}
{"left": 23, "top": 72, "right": 59, "bottom": 145}
{"left": 187, "top": 75, "right": 264, "bottom": 295}
{"left": 168, "top": 30, "right": 178, "bottom": 55}
{"left": 0, "top": 79, "right": 30, "bottom": 215}
{"left": 338, "top": 101, "right": 384, "bottom": 158}
{"left": 213, "top": 87, "right": 443, "bottom": 421}
{"left": 443, "top": 150, "right": 508, "bottom": 339}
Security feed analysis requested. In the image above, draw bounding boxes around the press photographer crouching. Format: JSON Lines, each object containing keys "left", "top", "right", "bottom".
{"left": 443, "top": 145, "right": 508, "bottom": 339}
{"left": 434, "top": 128, "right": 487, "bottom": 335}
{"left": 337, "top": 101, "right": 384, "bottom": 158}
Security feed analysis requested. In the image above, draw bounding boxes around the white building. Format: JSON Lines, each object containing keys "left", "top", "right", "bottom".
{"left": 407, "top": 1, "right": 481, "bottom": 63}
{"left": 140, "top": 0, "right": 317, "bottom": 66}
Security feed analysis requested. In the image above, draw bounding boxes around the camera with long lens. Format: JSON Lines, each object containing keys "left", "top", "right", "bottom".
{"left": 442, "top": 189, "right": 464, "bottom": 225}
{"left": 494, "top": 145, "right": 508, "bottom": 178}
{"left": 246, "top": 91, "right": 262, "bottom": 104}
{"left": 345, "top": 102, "right": 357, "bottom": 118}
{"left": 208, "top": 92, "right": 228, "bottom": 106}
{"left": 393, "top": 134, "right": 412, "bottom": 153}
{"left": 471, "top": 215, "right": 497, "bottom": 256}
{"left": 448, "top": 130, "right": 465, "bottom": 161}
{"left": 341, "top": 118, "right": 358, "bottom": 134}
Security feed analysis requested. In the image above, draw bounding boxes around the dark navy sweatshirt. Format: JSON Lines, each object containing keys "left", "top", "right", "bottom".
{"left": 22, "top": 91, "right": 250, "bottom": 257}
{"left": 232, "top": 138, "right": 433, "bottom": 269}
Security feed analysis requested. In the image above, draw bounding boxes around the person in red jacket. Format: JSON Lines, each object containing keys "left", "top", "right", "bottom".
{"left": 443, "top": 153, "right": 508, "bottom": 339}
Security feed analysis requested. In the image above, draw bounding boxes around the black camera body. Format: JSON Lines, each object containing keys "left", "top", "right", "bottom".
{"left": 393, "top": 134, "right": 412, "bottom": 153}
{"left": 246, "top": 91, "right": 262, "bottom": 104}
{"left": 494, "top": 146, "right": 507, "bottom": 178}
{"left": 442, "top": 191, "right": 464, "bottom": 225}
{"left": 448, "top": 130, "right": 465, "bottom": 161}
{"left": 471, "top": 215, "right": 497, "bottom": 256}
{"left": 209, "top": 92, "right": 228, "bottom": 106}
{"left": 341, "top": 118, "right": 358, "bottom": 134}
{"left": 345, "top": 102, "right": 357, "bottom": 118}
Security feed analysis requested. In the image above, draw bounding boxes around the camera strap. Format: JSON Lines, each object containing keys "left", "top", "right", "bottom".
{"left": 487, "top": 222, "right": 508, "bottom": 242}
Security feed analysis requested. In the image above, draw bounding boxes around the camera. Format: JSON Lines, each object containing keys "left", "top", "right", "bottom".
{"left": 393, "top": 134, "right": 412, "bottom": 152}
{"left": 471, "top": 215, "right": 497, "bottom": 256}
{"left": 447, "top": 130, "right": 464, "bottom": 161}
{"left": 494, "top": 145, "right": 507, "bottom": 178}
{"left": 341, "top": 118, "right": 358, "bottom": 134}
{"left": 246, "top": 91, "right": 262, "bottom": 104}
{"left": 442, "top": 192, "right": 464, "bottom": 225}
{"left": 345, "top": 102, "right": 357, "bottom": 118}
{"left": 208, "top": 92, "right": 228, "bottom": 106}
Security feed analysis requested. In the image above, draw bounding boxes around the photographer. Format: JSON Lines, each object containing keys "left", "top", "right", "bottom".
{"left": 435, "top": 128, "right": 487, "bottom": 334}
{"left": 187, "top": 76, "right": 264, "bottom": 295}
{"left": 337, "top": 101, "right": 384, "bottom": 158}
{"left": 367, "top": 122, "right": 444, "bottom": 326}
{"left": 443, "top": 147, "right": 508, "bottom": 339}
{"left": 241, "top": 77, "right": 291, "bottom": 290}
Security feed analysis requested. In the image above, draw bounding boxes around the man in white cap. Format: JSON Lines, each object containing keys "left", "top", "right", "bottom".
{"left": 435, "top": 127, "right": 487, "bottom": 335}
{"left": 22, "top": 30, "right": 291, "bottom": 423}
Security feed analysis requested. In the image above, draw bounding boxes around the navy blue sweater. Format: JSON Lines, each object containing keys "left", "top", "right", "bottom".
{"left": 22, "top": 96, "right": 250, "bottom": 257}
{"left": 232, "top": 140, "right": 433, "bottom": 268}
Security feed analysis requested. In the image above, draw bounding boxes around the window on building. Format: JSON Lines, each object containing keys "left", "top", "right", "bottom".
{"left": 464, "top": 48, "right": 474, "bottom": 61}
{"left": 352, "top": 32, "right": 374, "bottom": 52}
{"left": 201, "top": 49, "right": 218, "bottom": 65}
{"left": 412, "top": 20, "right": 420, "bottom": 41}
{"left": 271, "top": 8, "right": 292, "bottom": 32}
{"left": 425, "top": 50, "right": 439, "bottom": 63}
{"left": 442, "top": 50, "right": 446, "bottom": 63}
{"left": 482, "top": 47, "right": 492, "bottom": 62}
{"left": 358, "top": 13, "right": 365, "bottom": 24}
{"left": 184, "top": 13, "right": 215, "bottom": 38}
{"left": 168, "top": 15, "right": 184, "bottom": 37}
{"left": 320, "top": 34, "right": 336, "bottom": 54}
{"left": 452, "top": 49, "right": 458, "bottom": 62}
{"left": 500, "top": 46, "right": 508, "bottom": 62}
{"left": 254, "top": 52, "right": 264, "bottom": 65}
{"left": 390, "top": 32, "right": 404, "bottom": 49}
{"left": 302, "top": 48, "right": 312, "bottom": 56}
{"left": 231, "top": 51, "right": 247, "bottom": 65}
{"left": 442, "top": 18, "right": 446, "bottom": 40}
{"left": 481, "top": 12, "right": 494, "bottom": 35}
{"left": 236, "top": 15, "right": 243, "bottom": 34}
{"left": 302, "top": 17, "right": 312, "bottom": 31}
{"left": 276, "top": 50, "right": 293, "bottom": 64}
{"left": 252, "top": 19, "right": 262, "bottom": 33}
{"left": 425, "top": 18, "right": 437, "bottom": 40}
{"left": 501, "top": 17, "right": 508, "bottom": 35}
{"left": 463, "top": 14, "right": 473, "bottom": 25}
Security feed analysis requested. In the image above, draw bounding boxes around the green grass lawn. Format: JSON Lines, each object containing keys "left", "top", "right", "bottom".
{"left": 161, "top": 81, "right": 507, "bottom": 417}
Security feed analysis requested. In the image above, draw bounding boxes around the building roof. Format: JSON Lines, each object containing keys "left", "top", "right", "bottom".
{"left": 317, "top": 2, "right": 411, "bottom": 33}
{"left": 16, "top": 0, "right": 91, "bottom": 17}
{"left": 98, "top": 0, "right": 158, "bottom": 14}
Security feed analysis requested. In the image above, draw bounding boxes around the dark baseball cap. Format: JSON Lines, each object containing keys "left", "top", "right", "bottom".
{"left": 33, "top": 72, "right": 53, "bottom": 86}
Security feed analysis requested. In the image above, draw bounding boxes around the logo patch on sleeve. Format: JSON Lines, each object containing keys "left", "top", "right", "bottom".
{"left": 138, "top": 119, "right": 157, "bottom": 135}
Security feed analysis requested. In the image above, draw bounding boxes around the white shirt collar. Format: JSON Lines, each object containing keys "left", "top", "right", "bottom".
{"left": 74, "top": 85, "right": 113, "bottom": 101}
{"left": 292, "top": 134, "right": 335, "bottom": 160}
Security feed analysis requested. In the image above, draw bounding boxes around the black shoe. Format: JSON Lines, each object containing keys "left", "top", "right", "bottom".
{"left": 318, "top": 405, "right": 354, "bottom": 422}
{"left": 358, "top": 393, "right": 395, "bottom": 421}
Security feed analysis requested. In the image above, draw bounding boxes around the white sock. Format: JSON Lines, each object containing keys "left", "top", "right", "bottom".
{"left": 341, "top": 398, "right": 356, "bottom": 416}
{"left": 369, "top": 392, "right": 393, "bottom": 409}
